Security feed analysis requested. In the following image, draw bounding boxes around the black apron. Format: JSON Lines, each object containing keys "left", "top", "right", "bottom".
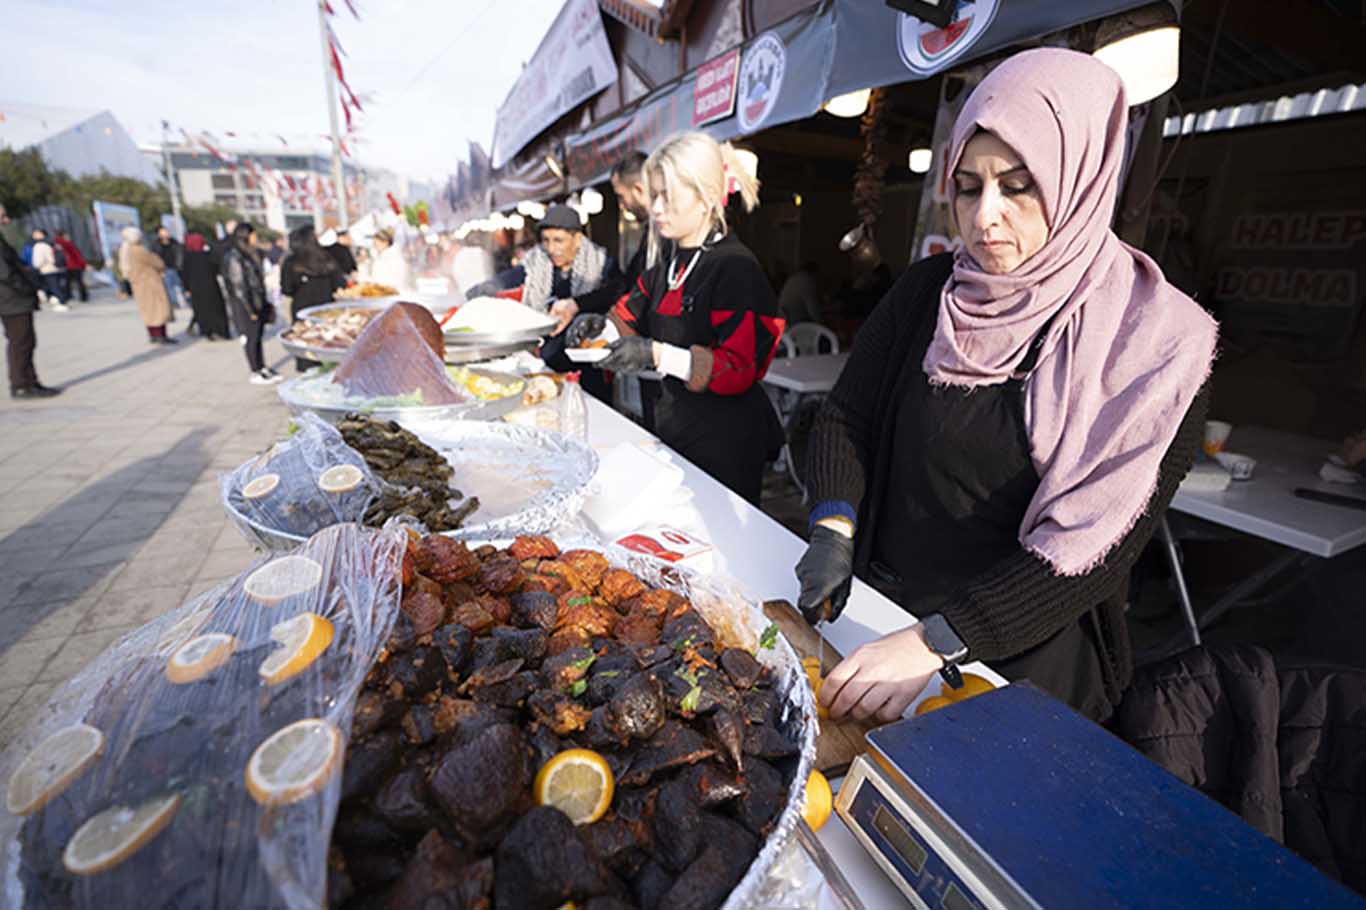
{"left": 869, "top": 312, "right": 1109, "bottom": 719}
{"left": 645, "top": 276, "right": 782, "bottom": 506}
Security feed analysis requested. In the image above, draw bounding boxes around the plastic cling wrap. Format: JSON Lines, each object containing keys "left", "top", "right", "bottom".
{"left": 0, "top": 523, "right": 408, "bottom": 910}
{"left": 221, "top": 412, "right": 382, "bottom": 551}
{"left": 332, "top": 303, "right": 468, "bottom": 406}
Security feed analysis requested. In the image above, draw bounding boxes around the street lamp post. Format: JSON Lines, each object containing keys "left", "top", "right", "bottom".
{"left": 160, "top": 119, "right": 185, "bottom": 239}
{"left": 316, "top": 0, "right": 350, "bottom": 229}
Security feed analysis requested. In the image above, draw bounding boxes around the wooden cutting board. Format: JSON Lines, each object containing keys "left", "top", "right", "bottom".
{"left": 763, "top": 599, "right": 879, "bottom": 775}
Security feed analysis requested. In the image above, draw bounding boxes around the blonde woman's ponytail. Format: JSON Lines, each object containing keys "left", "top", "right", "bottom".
{"left": 717, "top": 141, "right": 760, "bottom": 213}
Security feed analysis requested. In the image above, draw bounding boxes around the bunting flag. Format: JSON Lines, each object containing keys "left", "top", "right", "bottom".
{"left": 341, "top": 0, "right": 360, "bottom": 20}
{"left": 277, "top": 134, "right": 289, "bottom": 147}
{"left": 386, "top": 191, "right": 401, "bottom": 216}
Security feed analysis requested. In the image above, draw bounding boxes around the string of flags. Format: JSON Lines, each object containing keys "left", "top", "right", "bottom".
{"left": 170, "top": 123, "right": 365, "bottom": 211}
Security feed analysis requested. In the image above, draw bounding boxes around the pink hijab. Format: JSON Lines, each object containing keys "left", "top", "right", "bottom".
{"left": 923, "top": 48, "right": 1217, "bottom": 576}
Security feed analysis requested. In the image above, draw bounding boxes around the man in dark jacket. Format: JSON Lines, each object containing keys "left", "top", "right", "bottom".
{"left": 154, "top": 226, "right": 185, "bottom": 309}
{"left": 0, "top": 205, "right": 60, "bottom": 398}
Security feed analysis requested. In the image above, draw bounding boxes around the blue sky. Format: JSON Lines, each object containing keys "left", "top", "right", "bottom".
{"left": 4, "top": 0, "right": 565, "bottom": 181}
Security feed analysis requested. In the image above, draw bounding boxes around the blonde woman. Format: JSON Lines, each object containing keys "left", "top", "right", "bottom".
{"left": 567, "top": 131, "right": 785, "bottom": 503}
{"left": 119, "top": 227, "right": 175, "bottom": 344}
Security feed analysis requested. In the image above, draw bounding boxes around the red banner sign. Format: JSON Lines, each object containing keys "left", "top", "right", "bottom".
{"left": 692, "top": 49, "right": 740, "bottom": 127}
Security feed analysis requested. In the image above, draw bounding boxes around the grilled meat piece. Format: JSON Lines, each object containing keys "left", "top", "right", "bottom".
{"left": 430, "top": 723, "right": 531, "bottom": 847}
{"left": 555, "top": 593, "right": 618, "bottom": 639}
{"left": 450, "top": 601, "right": 496, "bottom": 636}
{"left": 678, "top": 760, "right": 746, "bottom": 807}
{"left": 460, "top": 657, "right": 523, "bottom": 692}
{"left": 583, "top": 705, "right": 629, "bottom": 750}
{"left": 606, "top": 673, "right": 666, "bottom": 742}
{"left": 657, "top": 816, "right": 758, "bottom": 910}
{"left": 414, "top": 535, "right": 480, "bottom": 584}
{"left": 492, "top": 626, "right": 549, "bottom": 665}
{"left": 333, "top": 807, "right": 400, "bottom": 848}
{"left": 509, "top": 535, "right": 560, "bottom": 560}
{"left": 740, "top": 688, "right": 778, "bottom": 726}
{"left": 586, "top": 654, "right": 638, "bottom": 705}
{"left": 344, "top": 844, "right": 408, "bottom": 892}
{"left": 528, "top": 689, "right": 594, "bottom": 735}
{"left": 329, "top": 846, "right": 355, "bottom": 909}
{"left": 742, "top": 721, "right": 799, "bottom": 760}
{"left": 618, "top": 722, "right": 716, "bottom": 788}
{"left": 543, "top": 646, "right": 596, "bottom": 691}
{"left": 400, "top": 589, "right": 445, "bottom": 640}
{"left": 630, "top": 860, "right": 675, "bottom": 910}
{"left": 652, "top": 778, "right": 703, "bottom": 871}
{"left": 472, "top": 670, "right": 538, "bottom": 708}
{"left": 352, "top": 690, "right": 405, "bottom": 739}
{"left": 585, "top": 897, "right": 639, "bottom": 910}
{"left": 614, "top": 608, "right": 663, "bottom": 645}
{"left": 598, "top": 569, "right": 648, "bottom": 606}
{"left": 494, "top": 806, "right": 614, "bottom": 910}
{"left": 733, "top": 757, "right": 785, "bottom": 837}
{"left": 718, "top": 649, "right": 762, "bottom": 690}
{"left": 548, "top": 628, "right": 592, "bottom": 655}
{"left": 560, "top": 549, "right": 611, "bottom": 591}
{"left": 660, "top": 611, "right": 715, "bottom": 655}
{"left": 537, "top": 559, "right": 587, "bottom": 592}
{"left": 622, "top": 589, "right": 686, "bottom": 620}
{"left": 401, "top": 703, "right": 439, "bottom": 746}
{"left": 383, "top": 829, "right": 469, "bottom": 910}
{"left": 373, "top": 765, "right": 440, "bottom": 833}
{"left": 386, "top": 645, "right": 445, "bottom": 699}
{"left": 432, "top": 623, "right": 472, "bottom": 679}
{"left": 478, "top": 555, "right": 525, "bottom": 594}
{"left": 342, "top": 729, "right": 402, "bottom": 803}
{"left": 706, "top": 708, "right": 745, "bottom": 771}
{"left": 583, "top": 812, "right": 652, "bottom": 877}
{"left": 441, "top": 697, "right": 518, "bottom": 747}
{"left": 510, "top": 590, "right": 559, "bottom": 630}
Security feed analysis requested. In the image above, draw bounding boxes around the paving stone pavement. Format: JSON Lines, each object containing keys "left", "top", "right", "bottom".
{"left": 0, "top": 288, "right": 296, "bottom": 743}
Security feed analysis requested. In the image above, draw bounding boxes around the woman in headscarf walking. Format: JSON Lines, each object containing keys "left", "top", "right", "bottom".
{"left": 119, "top": 226, "right": 175, "bottom": 344}
{"left": 795, "top": 48, "right": 1218, "bottom": 725}
{"left": 181, "top": 233, "right": 229, "bottom": 340}
{"left": 221, "top": 222, "right": 280, "bottom": 384}
{"left": 280, "top": 225, "right": 345, "bottom": 371}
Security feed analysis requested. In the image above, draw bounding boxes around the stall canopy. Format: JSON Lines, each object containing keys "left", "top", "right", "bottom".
{"left": 453, "top": 0, "right": 1154, "bottom": 213}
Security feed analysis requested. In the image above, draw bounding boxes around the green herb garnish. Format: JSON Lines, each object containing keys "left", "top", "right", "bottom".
{"left": 570, "top": 654, "right": 597, "bottom": 672}
{"left": 680, "top": 685, "right": 701, "bottom": 713}
{"left": 597, "top": 670, "right": 620, "bottom": 679}
{"left": 759, "top": 623, "right": 778, "bottom": 650}
{"left": 568, "top": 679, "right": 588, "bottom": 698}
{"left": 566, "top": 595, "right": 592, "bottom": 608}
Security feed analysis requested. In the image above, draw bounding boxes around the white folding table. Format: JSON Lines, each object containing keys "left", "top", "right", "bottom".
{"left": 762, "top": 352, "right": 851, "bottom": 394}
{"left": 1159, "top": 426, "right": 1366, "bottom": 653}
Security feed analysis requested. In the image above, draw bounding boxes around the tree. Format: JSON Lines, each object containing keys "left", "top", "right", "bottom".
{"left": 0, "top": 148, "right": 66, "bottom": 217}
{"left": 59, "top": 172, "right": 173, "bottom": 232}
{"left": 181, "top": 203, "right": 245, "bottom": 238}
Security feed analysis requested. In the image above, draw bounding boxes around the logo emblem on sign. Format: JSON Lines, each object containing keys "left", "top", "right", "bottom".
{"left": 737, "top": 32, "right": 786, "bottom": 133}
{"left": 897, "top": 0, "right": 999, "bottom": 76}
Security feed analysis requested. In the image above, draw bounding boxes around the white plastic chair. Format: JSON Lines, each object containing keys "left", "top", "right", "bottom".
{"left": 783, "top": 322, "right": 840, "bottom": 357}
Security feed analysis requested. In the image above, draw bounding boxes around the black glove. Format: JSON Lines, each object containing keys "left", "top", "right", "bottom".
{"left": 795, "top": 525, "right": 855, "bottom": 626}
{"left": 598, "top": 336, "right": 655, "bottom": 374}
{"left": 565, "top": 313, "right": 607, "bottom": 348}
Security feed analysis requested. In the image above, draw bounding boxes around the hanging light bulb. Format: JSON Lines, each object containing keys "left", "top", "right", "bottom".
{"left": 516, "top": 200, "right": 536, "bottom": 216}
{"left": 823, "top": 88, "right": 871, "bottom": 118}
{"left": 524, "top": 201, "right": 546, "bottom": 220}
{"left": 1092, "top": 3, "right": 1181, "bottom": 106}
{"left": 508, "top": 213, "right": 525, "bottom": 230}
{"left": 908, "top": 147, "right": 933, "bottom": 174}
{"left": 581, "top": 186, "right": 605, "bottom": 215}
{"left": 733, "top": 147, "right": 758, "bottom": 180}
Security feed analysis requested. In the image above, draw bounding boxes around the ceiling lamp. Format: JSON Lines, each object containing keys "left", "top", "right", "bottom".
{"left": 908, "top": 147, "right": 933, "bottom": 174}
{"left": 544, "top": 153, "right": 564, "bottom": 179}
{"left": 581, "top": 186, "right": 605, "bottom": 215}
{"left": 1092, "top": 2, "right": 1181, "bottom": 106}
{"left": 508, "top": 213, "right": 525, "bottom": 230}
{"left": 733, "top": 147, "right": 758, "bottom": 180}
{"left": 824, "top": 89, "right": 871, "bottom": 119}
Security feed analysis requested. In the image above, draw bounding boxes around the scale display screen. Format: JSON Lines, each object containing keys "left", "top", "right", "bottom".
{"left": 873, "top": 804, "right": 927, "bottom": 875}
{"left": 942, "top": 882, "right": 980, "bottom": 910}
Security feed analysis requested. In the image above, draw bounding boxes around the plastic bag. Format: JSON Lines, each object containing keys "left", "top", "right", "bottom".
{"left": 501, "top": 373, "right": 588, "bottom": 439}
{"left": 221, "top": 412, "right": 382, "bottom": 551}
{"left": 0, "top": 523, "right": 408, "bottom": 909}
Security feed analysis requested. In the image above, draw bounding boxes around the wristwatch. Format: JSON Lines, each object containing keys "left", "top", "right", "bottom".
{"left": 918, "top": 613, "right": 969, "bottom": 690}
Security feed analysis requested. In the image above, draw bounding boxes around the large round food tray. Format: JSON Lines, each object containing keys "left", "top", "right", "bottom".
{"left": 296, "top": 297, "right": 458, "bottom": 322}
{"left": 443, "top": 324, "right": 554, "bottom": 347}
{"left": 443, "top": 339, "right": 539, "bottom": 364}
{"left": 275, "top": 367, "right": 527, "bottom": 425}
{"left": 279, "top": 334, "right": 350, "bottom": 363}
{"left": 224, "top": 422, "right": 599, "bottom": 548}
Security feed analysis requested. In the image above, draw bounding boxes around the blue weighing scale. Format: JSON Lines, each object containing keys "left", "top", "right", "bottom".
{"left": 834, "top": 682, "right": 1361, "bottom": 909}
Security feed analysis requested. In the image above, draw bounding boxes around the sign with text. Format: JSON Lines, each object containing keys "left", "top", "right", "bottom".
{"left": 491, "top": 0, "right": 618, "bottom": 169}
{"left": 692, "top": 49, "right": 740, "bottom": 126}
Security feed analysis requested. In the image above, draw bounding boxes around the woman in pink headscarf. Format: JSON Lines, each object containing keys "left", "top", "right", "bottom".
{"left": 794, "top": 48, "right": 1217, "bottom": 723}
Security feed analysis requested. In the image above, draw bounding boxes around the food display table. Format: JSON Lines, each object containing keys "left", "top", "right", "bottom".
{"left": 582, "top": 396, "right": 1002, "bottom": 909}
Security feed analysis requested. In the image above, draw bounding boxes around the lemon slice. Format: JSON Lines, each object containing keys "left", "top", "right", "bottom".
{"left": 62, "top": 794, "right": 180, "bottom": 876}
{"left": 243, "top": 555, "right": 324, "bottom": 605}
{"left": 317, "top": 464, "right": 363, "bottom": 494}
{"left": 6, "top": 724, "right": 106, "bottom": 816}
{"left": 258, "top": 613, "right": 334, "bottom": 685}
{"left": 165, "top": 633, "right": 237, "bottom": 684}
{"left": 802, "top": 770, "right": 833, "bottom": 832}
{"left": 153, "top": 608, "right": 213, "bottom": 657}
{"left": 241, "top": 473, "right": 280, "bottom": 500}
{"left": 245, "top": 719, "right": 342, "bottom": 806}
{"left": 533, "top": 748, "right": 614, "bottom": 825}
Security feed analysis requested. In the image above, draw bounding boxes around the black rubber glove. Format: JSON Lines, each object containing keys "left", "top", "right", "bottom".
{"left": 564, "top": 313, "right": 607, "bottom": 348}
{"left": 795, "top": 525, "right": 855, "bottom": 626}
{"left": 598, "top": 336, "right": 655, "bottom": 374}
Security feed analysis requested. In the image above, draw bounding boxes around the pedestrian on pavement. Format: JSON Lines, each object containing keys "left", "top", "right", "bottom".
{"left": 266, "top": 235, "right": 287, "bottom": 267}
{"left": 322, "top": 227, "right": 358, "bottom": 281}
{"left": 182, "top": 232, "right": 229, "bottom": 340}
{"left": 53, "top": 231, "right": 88, "bottom": 302}
{"left": 0, "top": 205, "right": 60, "bottom": 398}
{"left": 119, "top": 226, "right": 175, "bottom": 344}
{"left": 221, "top": 222, "right": 280, "bottom": 385}
{"left": 280, "top": 224, "right": 343, "bottom": 371}
{"left": 29, "top": 229, "right": 70, "bottom": 312}
{"left": 154, "top": 226, "right": 186, "bottom": 310}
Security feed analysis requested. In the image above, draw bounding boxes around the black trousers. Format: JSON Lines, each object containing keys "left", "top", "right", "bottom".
{"left": 66, "top": 269, "right": 88, "bottom": 301}
{"left": 242, "top": 315, "right": 265, "bottom": 372}
{"left": 3, "top": 312, "right": 38, "bottom": 391}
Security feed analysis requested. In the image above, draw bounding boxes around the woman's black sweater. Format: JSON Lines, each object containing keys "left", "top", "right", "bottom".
{"left": 806, "top": 254, "right": 1209, "bottom": 707}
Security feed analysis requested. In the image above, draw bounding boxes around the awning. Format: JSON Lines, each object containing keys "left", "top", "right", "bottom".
{"left": 562, "top": 0, "right": 1151, "bottom": 191}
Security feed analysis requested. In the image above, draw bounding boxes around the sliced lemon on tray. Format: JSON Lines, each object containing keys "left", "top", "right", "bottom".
{"left": 259, "top": 613, "right": 334, "bottom": 685}
{"left": 241, "top": 473, "right": 280, "bottom": 500}
{"left": 534, "top": 748, "right": 614, "bottom": 826}
{"left": 245, "top": 718, "right": 342, "bottom": 806}
{"left": 6, "top": 724, "right": 106, "bottom": 816}
{"left": 62, "top": 793, "right": 180, "bottom": 876}
{"left": 244, "top": 555, "right": 324, "bottom": 605}
{"left": 165, "top": 633, "right": 236, "bottom": 684}
{"left": 317, "top": 464, "right": 363, "bottom": 494}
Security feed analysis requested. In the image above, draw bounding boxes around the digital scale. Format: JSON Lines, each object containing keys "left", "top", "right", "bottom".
{"left": 834, "top": 682, "right": 1360, "bottom": 909}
